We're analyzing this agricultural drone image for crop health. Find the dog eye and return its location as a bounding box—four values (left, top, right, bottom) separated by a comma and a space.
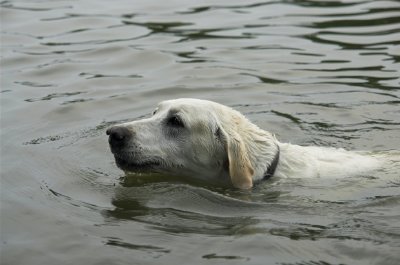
167, 116, 184, 128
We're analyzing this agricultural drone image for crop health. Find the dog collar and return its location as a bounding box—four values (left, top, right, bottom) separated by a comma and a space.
263, 145, 280, 180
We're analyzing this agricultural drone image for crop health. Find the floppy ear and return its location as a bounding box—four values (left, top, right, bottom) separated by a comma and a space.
219, 126, 254, 189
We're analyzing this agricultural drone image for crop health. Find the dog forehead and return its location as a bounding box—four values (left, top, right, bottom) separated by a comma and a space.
157, 99, 229, 126
159, 98, 224, 112
161, 98, 205, 107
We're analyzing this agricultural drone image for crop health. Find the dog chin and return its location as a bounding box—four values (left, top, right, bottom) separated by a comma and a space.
114, 155, 161, 172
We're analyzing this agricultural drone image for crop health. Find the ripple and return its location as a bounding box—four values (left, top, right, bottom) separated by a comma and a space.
79, 72, 142, 79
2, 0, 400, 264
25, 91, 85, 102
202, 253, 249, 261
15, 81, 56, 88
104, 237, 170, 254
0, 1, 72, 11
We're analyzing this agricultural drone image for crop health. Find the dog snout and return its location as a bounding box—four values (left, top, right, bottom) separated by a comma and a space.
106, 126, 132, 148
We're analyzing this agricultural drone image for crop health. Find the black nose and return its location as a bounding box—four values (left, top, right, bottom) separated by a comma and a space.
106, 126, 132, 148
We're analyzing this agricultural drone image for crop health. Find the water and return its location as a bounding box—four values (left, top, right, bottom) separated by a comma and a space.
1, 0, 400, 264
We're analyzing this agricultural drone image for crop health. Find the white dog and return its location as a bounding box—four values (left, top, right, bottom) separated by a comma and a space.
106, 98, 382, 189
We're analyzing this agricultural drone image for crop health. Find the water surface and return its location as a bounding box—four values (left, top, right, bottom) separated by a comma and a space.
1, 0, 400, 264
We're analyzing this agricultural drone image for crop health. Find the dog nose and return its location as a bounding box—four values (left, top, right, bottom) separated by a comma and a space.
106, 126, 132, 147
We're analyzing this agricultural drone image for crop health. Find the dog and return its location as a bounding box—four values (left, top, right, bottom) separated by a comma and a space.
106, 98, 382, 189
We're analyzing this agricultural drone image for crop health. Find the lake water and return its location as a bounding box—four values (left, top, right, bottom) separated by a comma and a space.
1, 0, 400, 264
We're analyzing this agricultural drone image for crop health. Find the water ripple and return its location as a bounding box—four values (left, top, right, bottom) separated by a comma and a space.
2, 0, 400, 264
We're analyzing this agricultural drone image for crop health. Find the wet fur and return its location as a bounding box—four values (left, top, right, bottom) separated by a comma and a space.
107, 98, 383, 189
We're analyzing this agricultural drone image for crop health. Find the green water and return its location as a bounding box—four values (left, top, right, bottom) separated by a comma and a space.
1, 1, 400, 264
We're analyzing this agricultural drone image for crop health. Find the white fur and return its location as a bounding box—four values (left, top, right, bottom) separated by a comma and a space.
107, 98, 382, 189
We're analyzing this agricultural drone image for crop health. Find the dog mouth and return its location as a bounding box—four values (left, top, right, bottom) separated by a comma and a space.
113, 153, 162, 172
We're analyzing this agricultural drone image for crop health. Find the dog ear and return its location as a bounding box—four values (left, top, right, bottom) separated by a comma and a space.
219, 126, 254, 189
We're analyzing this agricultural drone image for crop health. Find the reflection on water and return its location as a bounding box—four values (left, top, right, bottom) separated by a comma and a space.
1, 0, 400, 264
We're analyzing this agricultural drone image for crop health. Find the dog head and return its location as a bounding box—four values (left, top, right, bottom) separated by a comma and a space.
107, 98, 262, 189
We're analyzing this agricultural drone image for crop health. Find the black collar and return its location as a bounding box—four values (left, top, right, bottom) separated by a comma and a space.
263, 145, 280, 180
